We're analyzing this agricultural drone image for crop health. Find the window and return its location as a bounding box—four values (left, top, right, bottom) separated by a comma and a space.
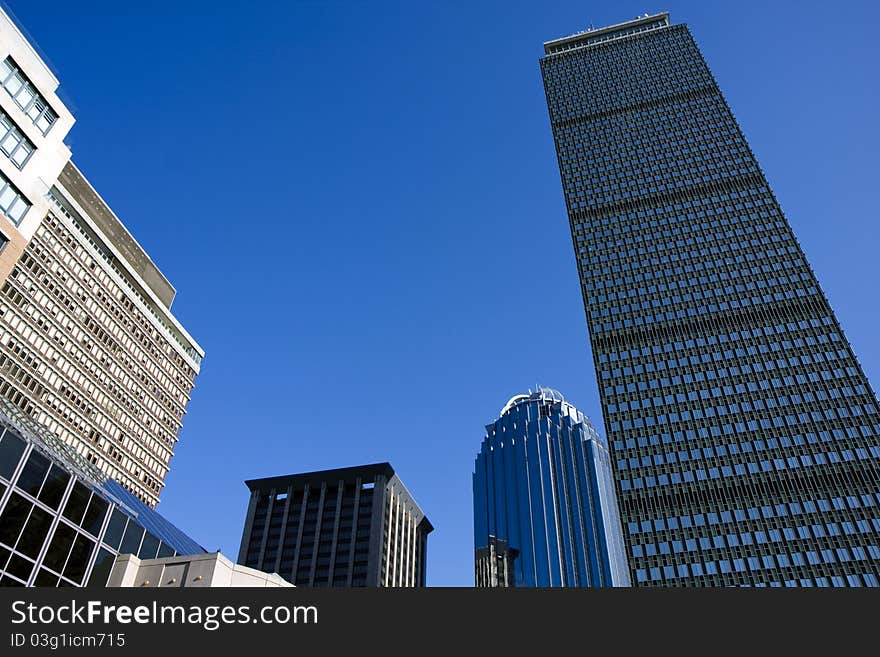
15, 449, 50, 496
101, 509, 127, 551
42, 522, 76, 572
0, 428, 26, 479
16, 506, 52, 558
0, 492, 30, 547
0, 171, 29, 225
86, 548, 115, 587
0, 111, 34, 168
63, 533, 95, 584
0, 57, 58, 135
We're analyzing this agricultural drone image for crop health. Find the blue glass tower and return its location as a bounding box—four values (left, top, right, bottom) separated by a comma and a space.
473, 388, 630, 587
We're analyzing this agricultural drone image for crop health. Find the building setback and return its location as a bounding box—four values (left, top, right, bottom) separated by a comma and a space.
238, 463, 432, 587
0, 394, 205, 587
473, 388, 631, 587
0, 8, 203, 506
541, 13, 880, 586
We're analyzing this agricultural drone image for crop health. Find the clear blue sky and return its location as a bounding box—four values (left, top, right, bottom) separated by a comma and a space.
9, 1, 878, 586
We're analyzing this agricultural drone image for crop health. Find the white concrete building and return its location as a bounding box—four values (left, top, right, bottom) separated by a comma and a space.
108, 552, 293, 588
0, 7, 203, 506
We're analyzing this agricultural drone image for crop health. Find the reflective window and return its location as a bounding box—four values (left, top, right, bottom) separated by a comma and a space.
16, 505, 52, 558
0, 429, 25, 479
38, 465, 70, 510
42, 523, 76, 573
87, 548, 114, 587
5, 553, 33, 582
33, 568, 59, 587
156, 542, 175, 558
119, 520, 144, 556
0, 493, 30, 547
81, 495, 108, 537
102, 509, 127, 551
15, 450, 50, 496
138, 532, 160, 560
63, 533, 94, 585
62, 482, 91, 525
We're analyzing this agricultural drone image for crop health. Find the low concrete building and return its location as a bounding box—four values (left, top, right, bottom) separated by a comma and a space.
107, 551, 292, 588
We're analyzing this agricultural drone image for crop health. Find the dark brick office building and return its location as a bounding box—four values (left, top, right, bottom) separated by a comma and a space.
238, 463, 432, 587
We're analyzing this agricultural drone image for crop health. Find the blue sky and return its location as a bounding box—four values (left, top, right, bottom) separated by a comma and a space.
9, 0, 879, 586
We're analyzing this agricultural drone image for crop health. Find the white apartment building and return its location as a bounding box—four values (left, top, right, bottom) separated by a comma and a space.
0, 8, 203, 507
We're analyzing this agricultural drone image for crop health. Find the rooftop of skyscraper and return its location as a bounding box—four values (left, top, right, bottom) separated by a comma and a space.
543, 11, 670, 54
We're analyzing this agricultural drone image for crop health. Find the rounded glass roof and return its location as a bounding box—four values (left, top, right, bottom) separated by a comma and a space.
499, 387, 566, 416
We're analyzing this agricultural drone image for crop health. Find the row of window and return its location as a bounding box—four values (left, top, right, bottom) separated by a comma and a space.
559, 113, 754, 209
600, 314, 845, 387
579, 186, 767, 228
605, 356, 864, 407
628, 493, 880, 537
617, 427, 880, 473
0, 57, 57, 136
636, 559, 880, 586
609, 372, 873, 429
0, 290, 172, 498
601, 319, 840, 364
619, 443, 880, 490
0, 287, 178, 467
0, 211, 203, 502
47, 196, 202, 370
582, 237, 801, 297
590, 282, 815, 324
634, 526, 880, 559
32, 224, 192, 407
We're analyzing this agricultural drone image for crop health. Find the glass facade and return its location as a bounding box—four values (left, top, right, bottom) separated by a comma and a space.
473, 388, 630, 587
0, 396, 205, 587
540, 13, 880, 586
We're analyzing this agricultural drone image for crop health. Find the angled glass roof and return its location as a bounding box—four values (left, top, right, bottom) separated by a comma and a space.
0, 394, 205, 557
102, 480, 206, 556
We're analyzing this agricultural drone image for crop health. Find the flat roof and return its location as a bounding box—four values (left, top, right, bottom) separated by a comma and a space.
246, 462, 433, 532
245, 462, 397, 492
58, 162, 177, 309
544, 12, 670, 53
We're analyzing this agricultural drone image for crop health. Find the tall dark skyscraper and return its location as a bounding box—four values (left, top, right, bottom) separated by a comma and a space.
540, 13, 880, 586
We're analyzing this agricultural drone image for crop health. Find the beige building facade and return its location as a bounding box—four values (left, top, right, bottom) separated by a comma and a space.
0, 9, 203, 507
